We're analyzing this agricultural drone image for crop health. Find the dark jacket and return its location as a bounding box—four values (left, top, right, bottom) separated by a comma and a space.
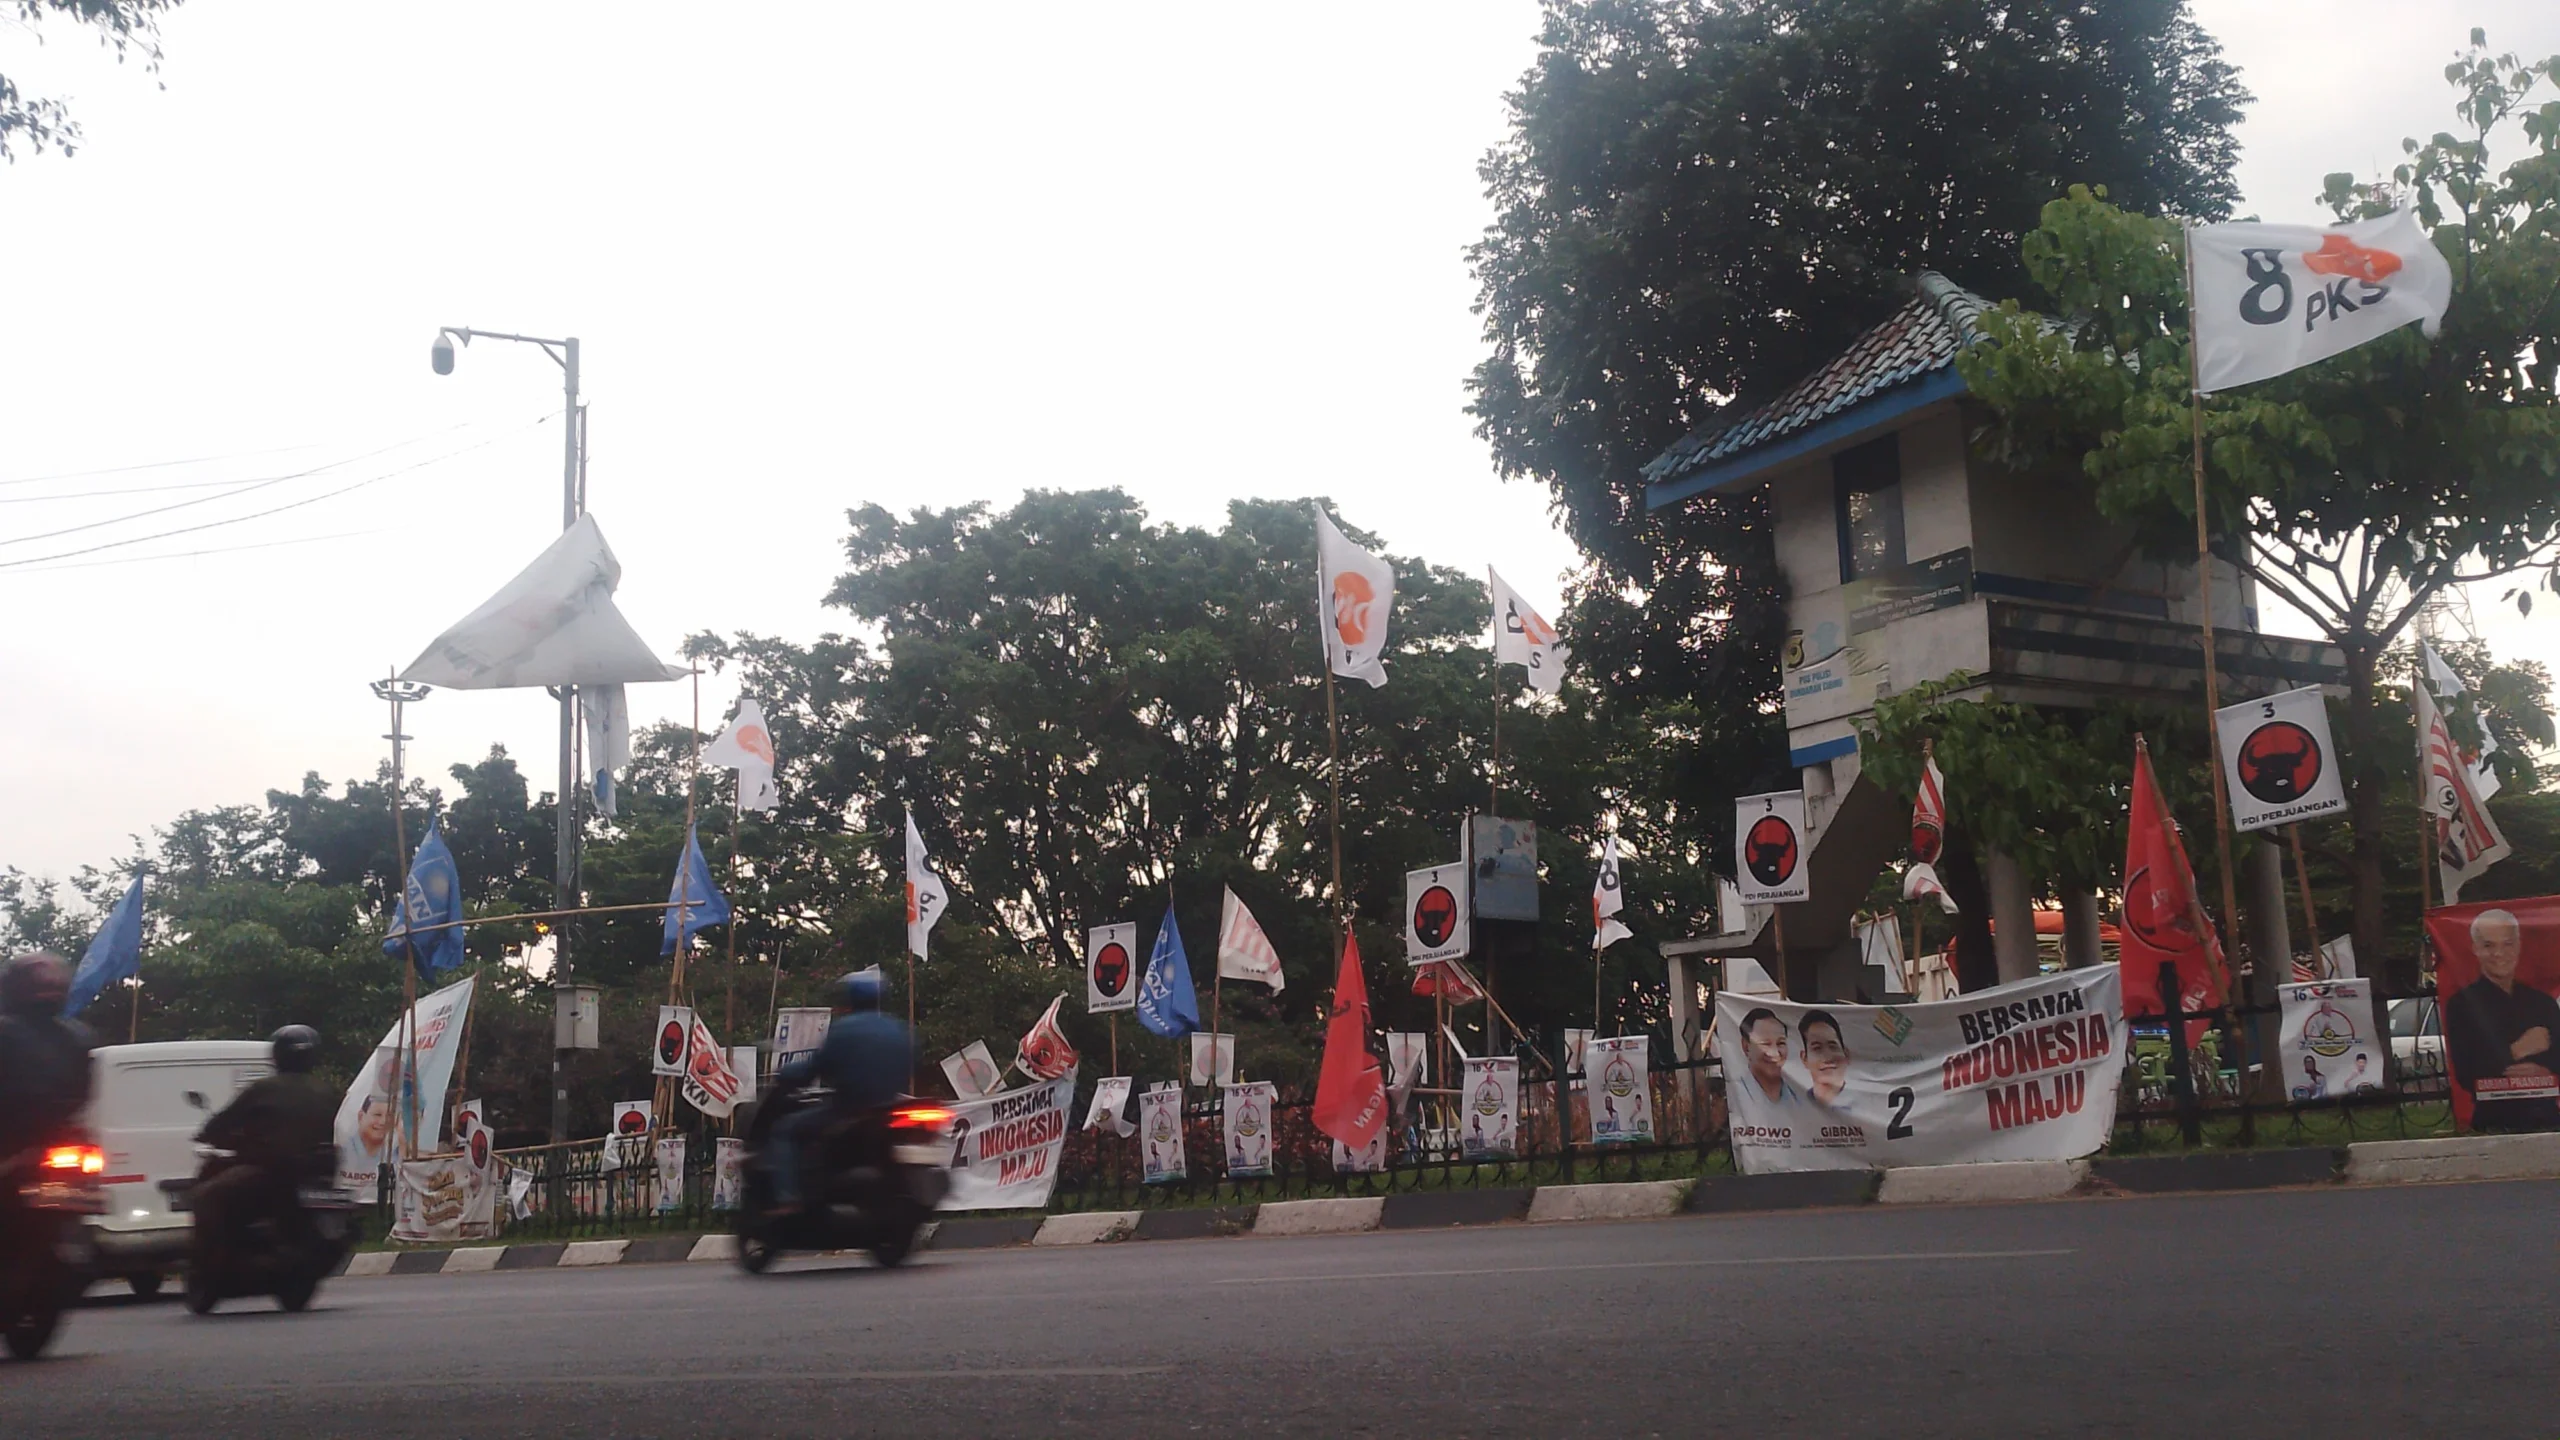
0, 1014, 94, 1162
2446, 976, 2560, 1132
776, 1012, 913, 1112
199, 1074, 338, 1174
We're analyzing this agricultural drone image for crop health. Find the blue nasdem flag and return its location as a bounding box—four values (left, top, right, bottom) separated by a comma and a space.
662, 823, 732, 955
1136, 898, 1200, 1038
65, 874, 145, 1019
384, 821, 467, 978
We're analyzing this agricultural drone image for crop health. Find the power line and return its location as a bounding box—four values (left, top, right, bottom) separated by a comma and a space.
0, 474, 367, 505
0, 527, 391, 576
0, 442, 325, 488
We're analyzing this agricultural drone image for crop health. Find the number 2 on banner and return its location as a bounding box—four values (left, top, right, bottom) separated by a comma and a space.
1886, 1086, 1915, 1140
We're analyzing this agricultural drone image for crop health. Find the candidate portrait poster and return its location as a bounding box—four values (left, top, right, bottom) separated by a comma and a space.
940, 1070, 1077, 1211
2276, 980, 2384, 1102
1713, 968, 2126, 1173
1461, 1056, 1519, 1161
1586, 1035, 1654, 1143
1223, 1080, 1277, 1178
2426, 896, 2560, 1133
1139, 1085, 1188, 1184
333, 973, 477, 1193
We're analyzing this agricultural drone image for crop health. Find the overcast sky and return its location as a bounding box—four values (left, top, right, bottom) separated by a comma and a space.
5, 1, 2555, 887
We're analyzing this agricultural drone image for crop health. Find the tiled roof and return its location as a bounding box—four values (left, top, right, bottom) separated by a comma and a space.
1642, 272, 1991, 498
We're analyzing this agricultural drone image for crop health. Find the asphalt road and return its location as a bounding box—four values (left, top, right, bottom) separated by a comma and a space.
12, 1180, 2553, 1438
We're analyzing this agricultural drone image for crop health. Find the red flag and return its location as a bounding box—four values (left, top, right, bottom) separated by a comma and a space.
1313, 932, 1388, 1151
1411, 958, 1485, 1003
1015, 993, 1079, 1081
2119, 740, 2226, 1034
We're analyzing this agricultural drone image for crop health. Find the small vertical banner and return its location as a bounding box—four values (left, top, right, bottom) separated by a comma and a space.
1222, 1080, 1277, 1178
1735, 791, 1809, 904
1085, 1076, 1136, 1137
1460, 1056, 1519, 1161
2277, 980, 2384, 1101
653, 1006, 694, 1077
653, 1136, 687, 1214
1086, 922, 1139, 1013
1187, 1032, 1235, 1087
712, 1137, 746, 1211
1586, 1035, 1654, 1143
1138, 1084, 1187, 1184
1331, 1129, 1388, 1174
1404, 863, 1471, 966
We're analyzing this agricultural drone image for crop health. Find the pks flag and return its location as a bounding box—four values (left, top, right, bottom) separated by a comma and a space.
1016, 993, 1079, 1081
2421, 641, 2502, 799
1136, 900, 1202, 1038
2418, 679, 2510, 902
2189, 209, 2454, 393
1311, 932, 1388, 1152
702, 698, 780, 813
660, 824, 731, 955
1486, 567, 1570, 695
383, 820, 467, 978
65, 873, 144, 1019
940, 1041, 1004, 1099
2119, 739, 2226, 1031
1902, 752, 1959, 914
1314, 507, 1394, 687
1593, 835, 1632, 951
904, 811, 948, 961
1215, 888, 1286, 993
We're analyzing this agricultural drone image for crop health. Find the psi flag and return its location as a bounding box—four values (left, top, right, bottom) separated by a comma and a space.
1314, 507, 1395, 687
653, 1006, 695, 1077
2277, 980, 2383, 1101
2119, 740, 2225, 1030
1593, 835, 1631, 951
1586, 1035, 1653, 1144
1735, 791, 1809, 904
2189, 209, 2453, 393
2419, 679, 2510, 903
1902, 752, 1958, 914
1016, 993, 1078, 1081
1460, 1056, 1519, 1161
905, 811, 948, 961
1222, 1080, 1277, 1178
702, 698, 780, 813
1405, 862, 1470, 966
1487, 566, 1570, 695
1216, 888, 1286, 993
1138, 1084, 1188, 1184
1086, 922, 1138, 1014
940, 1041, 1004, 1099
2216, 686, 2347, 831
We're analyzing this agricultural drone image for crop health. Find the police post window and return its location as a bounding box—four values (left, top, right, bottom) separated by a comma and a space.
1832, 435, 1904, 584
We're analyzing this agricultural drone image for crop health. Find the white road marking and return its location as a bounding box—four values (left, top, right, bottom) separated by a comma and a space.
1214, 1248, 2077, 1285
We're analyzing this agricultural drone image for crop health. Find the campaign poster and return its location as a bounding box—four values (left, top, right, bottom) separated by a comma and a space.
940, 1070, 1077, 1211
772, 1007, 832, 1072
653, 1005, 695, 1078
600, 1100, 653, 1173
1087, 923, 1139, 1014
1586, 1035, 1654, 1143
1223, 1081, 1277, 1178
1085, 1075, 1136, 1137
2217, 687, 2348, 831
2277, 980, 2384, 1101
1187, 1032, 1235, 1087
1138, 1084, 1188, 1184
1734, 791, 1809, 904
1714, 968, 2127, 1174
2426, 896, 2560, 1133
1331, 1128, 1388, 1174
333, 974, 477, 1193
1404, 862, 1470, 966
654, 1137, 687, 1214
1461, 1056, 1519, 1161
712, 1137, 746, 1211
393, 1154, 481, 1243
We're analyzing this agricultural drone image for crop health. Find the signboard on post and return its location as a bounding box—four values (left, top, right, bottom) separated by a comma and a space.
1734, 791, 1809, 904
2216, 686, 2348, 831
1405, 862, 1471, 966
1086, 922, 1138, 1014
652, 1005, 694, 1077
1466, 816, 1539, 922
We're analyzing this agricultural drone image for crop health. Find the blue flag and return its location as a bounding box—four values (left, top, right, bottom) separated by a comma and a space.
65, 874, 145, 1019
662, 823, 732, 955
383, 821, 467, 978
1135, 898, 1200, 1038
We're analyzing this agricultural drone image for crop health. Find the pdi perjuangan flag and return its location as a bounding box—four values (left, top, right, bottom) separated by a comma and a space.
65, 873, 143, 1019
938, 1069, 1077, 1212
1460, 1056, 1518, 1161
2277, 980, 2384, 1102
1714, 968, 2127, 1175
2189, 209, 2452, 394
1222, 1080, 1277, 1178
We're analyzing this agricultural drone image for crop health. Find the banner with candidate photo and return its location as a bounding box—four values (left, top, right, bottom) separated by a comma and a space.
1138, 1084, 1188, 1184
654, 1137, 687, 1214
333, 973, 477, 1193
1461, 1056, 1519, 1161
1713, 968, 2127, 1174
1585, 1035, 1654, 1143
2425, 895, 2560, 1133
712, 1137, 746, 1211
1222, 1081, 1277, 1178
2276, 980, 2384, 1101
939, 1069, 1077, 1211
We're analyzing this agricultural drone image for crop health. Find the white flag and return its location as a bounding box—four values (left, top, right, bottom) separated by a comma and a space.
2420, 641, 2502, 800
1314, 507, 1394, 688
582, 683, 630, 818
1486, 567, 1570, 696
703, 698, 780, 813
1902, 753, 1958, 914
2418, 680, 2510, 902
1216, 887, 1285, 992
905, 811, 948, 961
1593, 835, 1632, 951
2189, 210, 2453, 394
939, 1040, 1003, 1099
1187, 1032, 1235, 1087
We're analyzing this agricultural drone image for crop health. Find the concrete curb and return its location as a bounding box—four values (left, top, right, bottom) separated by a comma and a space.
441, 1247, 506, 1273
343, 1252, 397, 1278
1253, 1197, 1385, 1237
1131, 1207, 1256, 1241
1526, 1180, 1693, 1223
2087, 1149, 2340, 1194
1034, 1211, 1138, 1246
686, 1234, 738, 1263
2345, 1132, 2560, 1185
1379, 1189, 1534, 1230
559, 1239, 629, 1267
1685, 1171, 1878, 1213
1878, 1160, 2087, 1205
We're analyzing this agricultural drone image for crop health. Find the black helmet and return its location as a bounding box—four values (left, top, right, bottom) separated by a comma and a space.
833, 969, 884, 1015
270, 1024, 320, 1074
2, 951, 71, 1020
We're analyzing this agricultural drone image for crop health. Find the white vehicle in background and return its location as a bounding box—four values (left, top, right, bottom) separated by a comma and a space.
2388, 998, 2446, 1093
80, 1041, 273, 1297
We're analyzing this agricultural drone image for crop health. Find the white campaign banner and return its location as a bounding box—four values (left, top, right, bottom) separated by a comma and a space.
2278, 980, 2385, 1101
772, 1007, 831, 1072
939, 1070, 1076, 1211
1138, 1084, 1187, 1184
1714, 968, 2127, 1174
1586, 1035, 1654, 1143
654, 1137, 687, 1214
2190, 209, 2453, 394
1735, 791, 1809, 904
1332, 1129, 1387, 1173
393, 1151, 494, 1243
713, 1137, 746, 1211
1187, 1032, 1234, 1087
1222, 1081, 1277, 1178
1461, 1056, 1519, 1161
333, 974, 477, 1193
1085, 1076, 1136, 1137
2217, 686, 2348, 831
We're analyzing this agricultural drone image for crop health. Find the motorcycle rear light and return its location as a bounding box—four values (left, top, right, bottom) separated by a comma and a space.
42, 1145, 104, 1176
891, 1105, 955, 1128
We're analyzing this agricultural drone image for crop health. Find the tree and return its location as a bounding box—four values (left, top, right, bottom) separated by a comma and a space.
1957, 37, 2560, 988
2, 1, 184, 161
1466, 0, 2249, 760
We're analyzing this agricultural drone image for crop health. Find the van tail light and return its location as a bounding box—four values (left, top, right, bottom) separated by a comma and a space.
42, 1144, 105, 1176
890, 1105, 955, 1130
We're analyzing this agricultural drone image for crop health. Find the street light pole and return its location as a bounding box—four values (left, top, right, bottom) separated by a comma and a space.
432, 326, 583, 1145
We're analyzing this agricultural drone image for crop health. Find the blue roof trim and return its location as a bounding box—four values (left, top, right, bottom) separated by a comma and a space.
1645, 367, 1968, 511
1788, 733, 1860, 769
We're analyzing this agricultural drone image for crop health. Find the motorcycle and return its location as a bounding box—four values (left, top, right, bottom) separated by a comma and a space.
733, 1090, 953, 1274
169, 1143, 357, 1315
0, 1135, 106, 1360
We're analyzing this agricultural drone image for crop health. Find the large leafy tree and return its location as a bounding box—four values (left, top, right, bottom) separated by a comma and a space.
1957, 38, 2560, 988
1467, 0, 2249, 753
1, 0, 183, 160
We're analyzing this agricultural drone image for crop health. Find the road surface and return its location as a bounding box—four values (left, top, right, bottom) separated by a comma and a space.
14, 1180, 2551, 1438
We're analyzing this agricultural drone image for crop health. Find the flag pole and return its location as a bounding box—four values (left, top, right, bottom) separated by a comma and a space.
1490, 660, 1503, 814
2286, 825, 2325, 972
2183, 227, 2249, 991
383, 669, 421, 1163
129, 977, 141, 1045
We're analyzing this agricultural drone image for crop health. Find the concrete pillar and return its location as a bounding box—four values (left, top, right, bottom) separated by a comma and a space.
2060, 886, 2104, 969
1987, 848, 2040, 984
2242, 838, 2295, 1100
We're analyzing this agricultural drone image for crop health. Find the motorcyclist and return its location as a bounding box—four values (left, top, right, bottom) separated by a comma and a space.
190, 1025, 337, 1277
766, 970, 912, 1214
0, 953, 93, 1167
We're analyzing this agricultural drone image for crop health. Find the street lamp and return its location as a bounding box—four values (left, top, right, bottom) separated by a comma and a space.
429, 324, 584, 1146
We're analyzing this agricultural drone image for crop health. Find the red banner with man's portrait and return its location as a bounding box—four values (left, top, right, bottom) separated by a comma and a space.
2426, 896, 2560, 1133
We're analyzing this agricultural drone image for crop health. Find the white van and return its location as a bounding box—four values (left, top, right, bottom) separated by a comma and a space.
81, 1041, 274, 1296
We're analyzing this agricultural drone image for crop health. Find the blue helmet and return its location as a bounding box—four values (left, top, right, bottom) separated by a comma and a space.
833, 970, 884, 1014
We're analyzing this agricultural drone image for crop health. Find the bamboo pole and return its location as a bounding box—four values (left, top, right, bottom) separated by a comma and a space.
450, 966, 481, 1141
1489, 662, 1503, 814
128, 978, 141, 1045
2286, 825, 2325, 972
384, 672, 420, 1162
2182, 227, 2248, 1002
